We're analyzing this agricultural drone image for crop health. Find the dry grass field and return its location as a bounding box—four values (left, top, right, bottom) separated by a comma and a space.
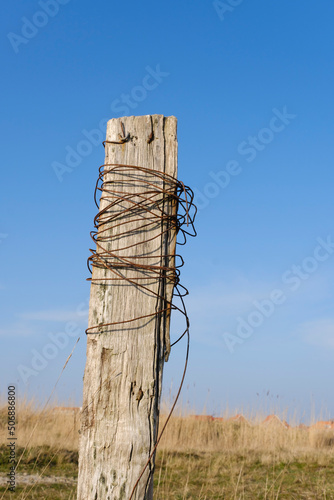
1, 399, 334, 499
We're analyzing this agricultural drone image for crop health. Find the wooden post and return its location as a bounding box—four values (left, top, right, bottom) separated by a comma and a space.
78, 115, 178, 499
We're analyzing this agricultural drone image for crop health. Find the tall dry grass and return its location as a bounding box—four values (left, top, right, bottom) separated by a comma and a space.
1, 400, 334, 498
1, 399, 333, 458
0, 398, 80, 451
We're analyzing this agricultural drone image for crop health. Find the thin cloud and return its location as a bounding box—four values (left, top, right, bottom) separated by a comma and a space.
0, 308, 89, 338
299, 318, 334, 348
0, 322, 35, 338
185, 271, 334, 348
20, 309, 88, 322
189, 280, 271, 317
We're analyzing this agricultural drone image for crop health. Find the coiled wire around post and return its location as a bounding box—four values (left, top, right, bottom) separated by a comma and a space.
86, 162, 197, 498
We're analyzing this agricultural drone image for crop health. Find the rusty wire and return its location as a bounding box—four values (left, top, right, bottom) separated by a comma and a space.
86, 164, 196, 340
86, 142, 196, 497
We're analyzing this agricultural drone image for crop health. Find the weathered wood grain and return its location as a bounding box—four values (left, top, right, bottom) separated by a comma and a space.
77, 115, 178, 500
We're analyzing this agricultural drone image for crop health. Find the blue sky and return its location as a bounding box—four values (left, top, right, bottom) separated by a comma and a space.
1, 0, 334, 422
